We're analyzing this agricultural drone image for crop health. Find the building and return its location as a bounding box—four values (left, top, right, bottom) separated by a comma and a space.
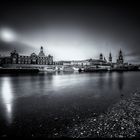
109, 52, 112, 64
70, 60, 90, 66
100, 53, 103, 61
117, 49, 124, 65
88, 53, 109, 66
0, 46, 53, 68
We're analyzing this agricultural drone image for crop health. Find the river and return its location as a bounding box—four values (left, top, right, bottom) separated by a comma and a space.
0, 71, 140, 137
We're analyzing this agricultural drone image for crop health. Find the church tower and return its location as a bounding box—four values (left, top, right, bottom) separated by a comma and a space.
100, 53, 103, 60
38, 46, 45, 57
117, 49, 124, 64
109, 52, 112, 63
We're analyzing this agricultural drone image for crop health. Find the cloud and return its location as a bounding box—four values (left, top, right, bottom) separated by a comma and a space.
0, 41, 35, 55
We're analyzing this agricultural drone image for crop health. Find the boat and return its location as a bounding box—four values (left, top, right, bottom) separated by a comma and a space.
78, 67, 85, 72
63, 66, 74, 72
84, 66, 108, 72
39, 67, 56, 72
55, 66, 63, 72
73, 66, 80, 71
46, 67, 56, 72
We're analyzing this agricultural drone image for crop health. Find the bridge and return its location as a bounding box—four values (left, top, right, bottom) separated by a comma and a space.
1, 64, 84, 70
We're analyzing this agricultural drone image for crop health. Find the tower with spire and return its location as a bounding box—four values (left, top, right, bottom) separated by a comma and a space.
109, 52, 112, 63
38, 46, 45, 57
117, 49, 124, 64
99, 53, 103, 61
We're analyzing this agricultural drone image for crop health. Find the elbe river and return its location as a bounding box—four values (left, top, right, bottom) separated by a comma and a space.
0, 71, 140, 136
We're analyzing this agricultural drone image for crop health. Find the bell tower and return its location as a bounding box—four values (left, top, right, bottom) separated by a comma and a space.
117, 49, 124, 64
40, 46, 43, 53
109, 52, 112, 63
38, 46, 45, 57
100, 53, 103, 60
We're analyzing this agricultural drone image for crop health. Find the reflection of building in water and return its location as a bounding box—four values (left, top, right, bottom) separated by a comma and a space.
108, 72, 113, 88
0, 77, 14, 124
98, 73, 106, 89
117, 72, 124, 91
0, 46, 53, 68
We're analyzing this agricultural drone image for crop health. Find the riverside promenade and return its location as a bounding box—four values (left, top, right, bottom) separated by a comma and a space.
63, 91, 140, 138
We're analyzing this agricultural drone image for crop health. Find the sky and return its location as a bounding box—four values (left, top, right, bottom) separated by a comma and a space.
0, 0, 140, 63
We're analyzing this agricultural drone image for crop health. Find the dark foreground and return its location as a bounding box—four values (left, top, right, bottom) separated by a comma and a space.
61, 91, 140, 138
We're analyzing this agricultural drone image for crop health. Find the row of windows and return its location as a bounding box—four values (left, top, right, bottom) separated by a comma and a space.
11, 54, 52, 59
12, 55, 52, 59
17, 58, 50, 61
12, 58, 53, 65
18, 57, 49, 60
17, 61, 49, 64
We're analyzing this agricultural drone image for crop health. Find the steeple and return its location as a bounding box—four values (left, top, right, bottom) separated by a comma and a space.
40, 46, 43, 52
38, 46, 45, 57
100, 53, 103, 60
109, 52, 112, 63
117, 49, 123, 64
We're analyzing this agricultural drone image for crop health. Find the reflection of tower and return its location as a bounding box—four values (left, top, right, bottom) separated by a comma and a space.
100, 53, 103, 60
108, 72, 113, 88
117, 49, 124, 64
117, 72, 124, 92
98, 72, 106, 89
109, 52, 112, 63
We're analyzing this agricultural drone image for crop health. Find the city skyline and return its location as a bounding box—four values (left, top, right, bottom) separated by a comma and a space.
0, 0, 140, 63
0, 46, 125, 64
0, 1, 140, 138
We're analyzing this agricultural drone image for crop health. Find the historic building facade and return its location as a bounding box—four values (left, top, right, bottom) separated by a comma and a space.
0, 47, 125, 69
0, 46, 53, 66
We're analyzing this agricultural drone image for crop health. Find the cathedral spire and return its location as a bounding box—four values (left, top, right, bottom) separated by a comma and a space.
38, 46, 45, 57
117, 49, 123, 64
40, 46, 43, 52
109, 52, 112, 63
100, 53, 103, 60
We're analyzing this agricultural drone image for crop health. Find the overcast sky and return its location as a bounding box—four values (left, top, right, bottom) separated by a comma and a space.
0, 0, 140, 63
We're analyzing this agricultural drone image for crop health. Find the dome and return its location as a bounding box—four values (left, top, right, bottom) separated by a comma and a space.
30, 53, 37, 57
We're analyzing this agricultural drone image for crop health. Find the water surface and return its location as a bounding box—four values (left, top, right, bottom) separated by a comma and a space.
0, 71, 140, 137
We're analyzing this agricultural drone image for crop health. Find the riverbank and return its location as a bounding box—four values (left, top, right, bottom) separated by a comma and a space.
63, 91, 140, 138
0, 68, 39, 73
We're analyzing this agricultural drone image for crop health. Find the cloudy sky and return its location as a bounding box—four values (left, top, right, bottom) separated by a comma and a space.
0, 0, 140, 63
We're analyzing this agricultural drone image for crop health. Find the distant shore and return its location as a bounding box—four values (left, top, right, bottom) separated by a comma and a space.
0, 67, 140, 74
62, 91, 140, 138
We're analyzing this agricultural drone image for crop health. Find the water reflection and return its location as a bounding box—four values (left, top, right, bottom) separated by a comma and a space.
0, 77, 14, 124
97, 72, 107, 89
117, 72, 124, 92
108, 72, 113, 89
0, 71, 138, 132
